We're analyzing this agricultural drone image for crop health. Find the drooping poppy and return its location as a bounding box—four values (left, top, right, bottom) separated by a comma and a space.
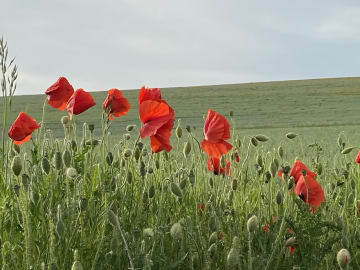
67, 89, 96, 120
8, 112, 40, 145
45, 77, 74, 110
200, 110, 232, 158
278, 160, 316, 184
103, 89, 130, 120
355, 150, 360, 164
207, 157, 230, 175
138, 87, 174, 153
295, 174, 325, 208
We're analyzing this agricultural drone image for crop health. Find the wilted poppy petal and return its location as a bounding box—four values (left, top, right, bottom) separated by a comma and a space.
67, 89, 96, 119
45, 77, 74, 111
201, 139, 232, 158
204, 110, 230, 142
8, 112, 40, 145
103, 89, 130, 120
138, 86, 162, 104
295, 175, 325, 207
290, 160, 316, 184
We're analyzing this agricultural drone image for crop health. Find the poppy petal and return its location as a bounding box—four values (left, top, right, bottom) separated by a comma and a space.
45, 77, 74, 111
103, 89, 130, 120
204, 110, 230, 142
8, 112, 40, 145
138, 86, 162, 104
67, 89, 96, 119
201, 139, 233, 158
295, 175, 325, 207
290, 160, 316, 184
139, 100, 171, 124
13, 134, 31, 145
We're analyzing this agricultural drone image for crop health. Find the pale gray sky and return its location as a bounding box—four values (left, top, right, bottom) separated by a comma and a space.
2, 0, 360, 95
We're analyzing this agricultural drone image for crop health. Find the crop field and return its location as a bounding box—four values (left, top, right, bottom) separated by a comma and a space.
1, 75, 360, 269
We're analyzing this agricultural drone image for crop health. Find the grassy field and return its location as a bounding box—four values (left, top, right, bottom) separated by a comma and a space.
0, 77, 360, 269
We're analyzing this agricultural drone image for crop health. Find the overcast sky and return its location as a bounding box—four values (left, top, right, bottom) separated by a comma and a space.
2, 0, 360, 95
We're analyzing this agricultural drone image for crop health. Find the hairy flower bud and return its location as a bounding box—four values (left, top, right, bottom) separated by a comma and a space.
176, 126, 182, 138
278, 146, 284, 158
183, 141, 191, 158
11, 156, 22, 176
250, 137, 258, 147
337, 249, 350, 269
41, 157, 50, 175
62, 150, 72, 168
170, 182, 182, 198
54, 151, 63, 170
247, 215, 259, 233
61, 116, 69, 125
255, 134, 269, 142
170, 223, 183, 241
286, 132, 297, 139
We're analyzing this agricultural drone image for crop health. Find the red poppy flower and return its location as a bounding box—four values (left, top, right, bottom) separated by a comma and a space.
207, 157, 230, 175
200, 110, 232, 158
356, 150, 360, 164
67, 89, 96, 119
8, 112, 40, 145
138, 87, 174, 153
263, 222, 270, 232
295, 174, 325, 208
45, 77, 74, 110
103, 89, 130, 120
278, 160, 316, 185
197, 203, 205, 216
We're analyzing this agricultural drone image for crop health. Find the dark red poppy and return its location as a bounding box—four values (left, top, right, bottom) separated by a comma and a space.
66, 89, 96, 119
295, 174, 325, 208
8, 112, 40, 145
234, 152, 240, 163
207, 157, 230, 175
45, 77, 74, 110
103, 89, 130, 120
138, 87, 174, 153
278, 160, 316, 185
200, 110, 232, 158
356, 150, 360, 164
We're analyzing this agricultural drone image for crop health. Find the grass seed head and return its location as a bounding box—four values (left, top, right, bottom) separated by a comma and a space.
232, 179, 238, 190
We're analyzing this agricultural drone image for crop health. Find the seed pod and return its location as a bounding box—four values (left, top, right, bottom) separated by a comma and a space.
256, 154, 263, 167
126, 125, 135, 132
227, 247, 239, 267
106, 152, 114, 166
54, 151, 63, 170
170, 223, 183, 241
235, 137, 241, 148
232, 179, 238, 190
170, 182, 182, 198
337, 249, 351, 269
176, 126, 182, 138
341, 147, 354, 154
270, 161, 277, 178
208, 215, 218, 232
278, 146, 284, 158
126, 171, 132, 184
276, 191, 283, 205
148, 185, 155, 199
11, 156, 22, 176
255, 134, 269, 142
250, 137, 258, 147
183, 141, 191, 158
62, 150, 72, 168
13, 143, 20, 154
134, 148, 141, 161
286, 132, 297, 139
61, 116, 69, 125
123, 149, 132, 159
247, 215, 258, 233
209, 231, 218, 246
41, 157, 50, 175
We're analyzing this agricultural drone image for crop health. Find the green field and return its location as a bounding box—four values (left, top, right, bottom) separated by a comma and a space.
1, 77, 359, 269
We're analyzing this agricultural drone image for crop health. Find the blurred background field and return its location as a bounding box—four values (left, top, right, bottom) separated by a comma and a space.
2, 77, 360, 154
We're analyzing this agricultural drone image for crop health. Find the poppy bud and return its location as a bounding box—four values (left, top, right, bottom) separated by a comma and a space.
337, 136, 343, 148
13, 143, 20, 154
170, 223, 183, 241
247, 215, 258, 233
148, 185, 155, 199
208, 243, 217, 258
170, 182, 182, 198
229, 111, 234, 117
235, 137, 241, 148
208, 215, 218, 232
220, 155, 226, 169
133, 148, 140, 162
256, 154, 263, 167
276, 191, 283, 205
12, 156, 22, 176
62, 150, 71, 168
41, 157, 50, 175
71, 140, 77, 152
179, 178, 187, 190
88, 124, 95, 132
123, 133, 130, 141
255, 134, 269, 142
143, 228, 154, 238
139, 161, 146, 177
288, 177, 295, 190
176, 126, 182, 138
209, 231, 218, 246
126, 171, 132, 184
270, 161, 277, 178
227, 247, 239, 267
71, 260, 84, 270
286, 132, 297, 139
183, 141, 191, 158
123, 149, 132, 159
126, 125, 135, 132
155, 159, 160, 170
189, 169, 195, 185
209, 177, 214, 188
232, 179, 238, 190
106, 152, 113, 165
337, 249, 350, 269
21, 173, 30, 188
185, 125, 191, 133
61, 116, 69, 125
250, 137, 258, 147
66, 167, 77, 179
137, 141, 144, 150
278, 146, 284, 158
341, 147, 354, 154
